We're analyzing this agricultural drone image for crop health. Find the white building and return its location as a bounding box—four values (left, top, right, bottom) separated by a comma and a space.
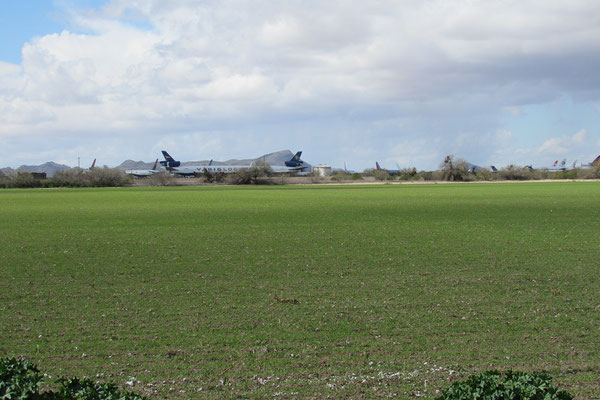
313, 164, 332, 176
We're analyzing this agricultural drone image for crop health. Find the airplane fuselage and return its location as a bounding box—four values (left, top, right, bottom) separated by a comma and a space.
169, 164, 306, 176
125, 169, 159, 177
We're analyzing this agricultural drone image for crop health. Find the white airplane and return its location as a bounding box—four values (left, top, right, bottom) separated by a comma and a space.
582, 155, 600, 168
126, 159, 159, 177
160, 151, 308, 176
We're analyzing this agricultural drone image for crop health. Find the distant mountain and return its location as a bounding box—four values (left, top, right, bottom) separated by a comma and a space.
116, 160, 156, 170
3, 150, 311, 178
185, 150, 310, 168
0, 167, 16, 177
16, 162, 71, 177
117, 150, 310, 169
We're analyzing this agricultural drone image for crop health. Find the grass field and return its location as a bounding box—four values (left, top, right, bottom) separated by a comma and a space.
1, 182, 599, 398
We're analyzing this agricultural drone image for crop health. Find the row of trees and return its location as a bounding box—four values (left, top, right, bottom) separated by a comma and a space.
367, 155, 600, 182
2, 156, 600, 188
0, 168, 133, 188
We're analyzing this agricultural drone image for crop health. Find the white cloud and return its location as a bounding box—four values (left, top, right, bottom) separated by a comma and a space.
2, 0, 600, 168
538, 129, 587, 154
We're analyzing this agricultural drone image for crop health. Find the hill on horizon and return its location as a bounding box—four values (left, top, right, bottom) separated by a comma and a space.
2, 150, 311, 176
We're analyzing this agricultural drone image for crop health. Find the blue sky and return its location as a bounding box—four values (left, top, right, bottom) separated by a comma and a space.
0, 1, 63, 63
0, 1, 107, 63
1, 1, 599, 170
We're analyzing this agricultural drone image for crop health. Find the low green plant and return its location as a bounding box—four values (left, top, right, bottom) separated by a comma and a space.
0, 357, 43, 399
0, 358, 146, 400
436, 370, 573, 400
53, 377, 146, 400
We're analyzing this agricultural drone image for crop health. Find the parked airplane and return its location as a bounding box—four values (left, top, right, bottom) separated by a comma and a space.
126, 159, 159, 178
549, 159, 568, 171
344, 162, 356, 173
79, 159, 96, 171
160, 151, 308, 176
375, 162, 401, 174
581, 155, 600, 168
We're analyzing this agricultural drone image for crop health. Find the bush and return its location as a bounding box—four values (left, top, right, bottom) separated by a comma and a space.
0, 358, 146, 399
498, 165, 533, 180
8, 172, 44, 188
373, 170, 392, 181
474, 168, 497, 181
577, 164, 600, 179
362, 168, 376, 177
227, 164, 274, 185
440, 155, 471, 181
201, 169, 225, 183
398, 167, 418, 181
436, 370, 573, 400
51, 168, 132, 187
86, 168, 132, 187
306, 170, 324, 183
148, 172, 178, 186
330, 172, 347, 182
0, 357, 43, 399
51, 169, 87, 187
54, 376, 146, 400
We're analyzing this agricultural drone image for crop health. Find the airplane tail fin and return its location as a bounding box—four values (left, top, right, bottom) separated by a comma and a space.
160, 151, 181, 168
491, 165, 498, 172
376, 162, 381, 171
553, 160, 558, 167
285, 151, 304, 167
90, 159, 96, 169
152, 159, 158, 171
592, 155, 600, 165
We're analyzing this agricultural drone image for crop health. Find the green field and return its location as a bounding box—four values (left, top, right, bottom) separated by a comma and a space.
1, 183, 599, 398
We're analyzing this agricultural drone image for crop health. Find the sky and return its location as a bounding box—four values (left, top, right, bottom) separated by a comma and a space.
1, 0, 600, 170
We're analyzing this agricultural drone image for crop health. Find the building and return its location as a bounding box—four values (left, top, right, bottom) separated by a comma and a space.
313, 164, 332, 177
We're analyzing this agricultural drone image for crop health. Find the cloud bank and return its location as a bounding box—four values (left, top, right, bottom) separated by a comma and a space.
1, 0, 600, 168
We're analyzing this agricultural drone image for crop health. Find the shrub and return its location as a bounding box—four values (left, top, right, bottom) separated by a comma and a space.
362, 168, 376, 177
436, 370, 573, 400
0, 358, 147, 399
440, 155, 471, 181
86, 168, 132, 187
474, 168, 496, 181
148, 172, 177, 186
419, 170, 437, 181
227, 164, 274, 185
8, 172, 44, 188
330, 173, 347, 182
398, 167, 418, 181
201, 168, 216, 183
577, 164, 600, 179
498, 165, 533, 180
0, 357, 43, 399
373, 170, 392, 181
51, 168, 132, 187
52, 169, 88, 187
54, 376, 146, 400
306, 170, 324, 183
